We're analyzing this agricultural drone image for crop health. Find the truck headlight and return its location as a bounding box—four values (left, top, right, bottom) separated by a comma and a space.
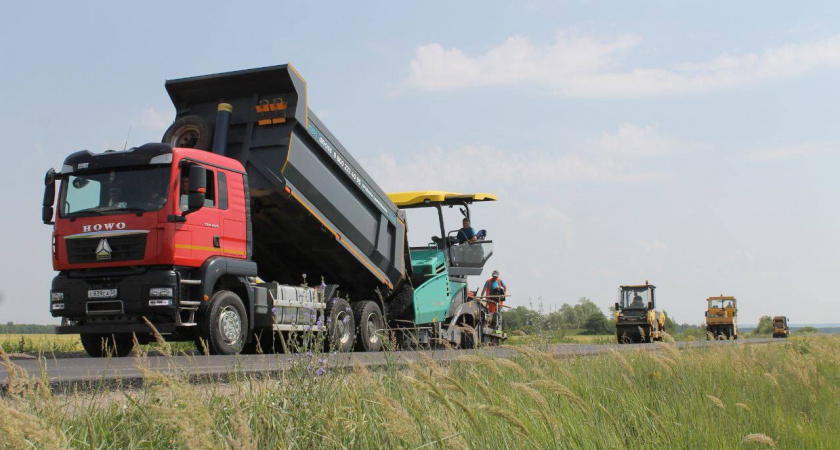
51, 303, 65, 310
149, 287, 173, 298
51, 291, 64, 301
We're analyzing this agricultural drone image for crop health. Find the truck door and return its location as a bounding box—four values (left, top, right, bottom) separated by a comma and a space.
218, 171, 247, 258
176, 164, 221, 265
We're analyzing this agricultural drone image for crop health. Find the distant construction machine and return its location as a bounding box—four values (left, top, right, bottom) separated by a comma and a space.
772, 316, 790, 338
614, 282, 666, 344
705, 295, 738, 340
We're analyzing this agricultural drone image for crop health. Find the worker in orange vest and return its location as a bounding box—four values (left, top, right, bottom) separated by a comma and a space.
481, 270, 506, 325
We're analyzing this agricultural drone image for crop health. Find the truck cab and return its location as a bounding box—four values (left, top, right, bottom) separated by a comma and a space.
45, 144, 259, 356
705, 295, 738, 340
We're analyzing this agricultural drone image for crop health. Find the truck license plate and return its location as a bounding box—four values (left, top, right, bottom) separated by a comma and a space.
88, 289, 118, 299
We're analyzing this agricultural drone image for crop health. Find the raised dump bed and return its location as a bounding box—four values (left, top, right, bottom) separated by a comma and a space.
164, 65, 407, 300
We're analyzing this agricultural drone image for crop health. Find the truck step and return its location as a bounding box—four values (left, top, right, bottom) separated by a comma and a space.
179, 301, 201, 306
180, 279, 201, 285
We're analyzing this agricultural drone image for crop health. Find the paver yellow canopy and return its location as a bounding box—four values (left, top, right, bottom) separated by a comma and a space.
388, 191, 498, 208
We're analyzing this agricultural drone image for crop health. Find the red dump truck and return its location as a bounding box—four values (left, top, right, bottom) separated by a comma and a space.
43, 65, 502, 357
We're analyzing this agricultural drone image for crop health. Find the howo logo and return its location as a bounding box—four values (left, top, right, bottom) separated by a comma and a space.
95, 239, 112, 260
82, 222, 126, 233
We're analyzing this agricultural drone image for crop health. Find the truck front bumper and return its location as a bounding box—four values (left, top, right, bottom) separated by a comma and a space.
50, 267, 181, 334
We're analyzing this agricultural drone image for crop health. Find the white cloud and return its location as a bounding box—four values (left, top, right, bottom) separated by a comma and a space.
368, 123, 672, 192
401, 31, 840, 97
746, 143, 834, 161
369, 144, 663, 193
136, 107, 174, 130
595, 123, 677, 158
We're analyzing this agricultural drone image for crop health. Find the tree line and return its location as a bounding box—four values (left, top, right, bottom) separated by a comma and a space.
1, 322, 56, 334
503, 298, 703, 336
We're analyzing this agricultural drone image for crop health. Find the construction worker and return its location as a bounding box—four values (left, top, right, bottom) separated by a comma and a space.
456, 218, 477, 244
482, 270, 506, 325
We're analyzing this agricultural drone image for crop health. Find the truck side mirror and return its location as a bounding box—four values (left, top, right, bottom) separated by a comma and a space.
614, 302, 620, 312
42, 168, 56, 224
647, 301, 653, 310
186, 165, 207, 213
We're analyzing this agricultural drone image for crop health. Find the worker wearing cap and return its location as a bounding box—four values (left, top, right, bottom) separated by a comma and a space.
456, 218, 478, 244
482, 270, 506, 325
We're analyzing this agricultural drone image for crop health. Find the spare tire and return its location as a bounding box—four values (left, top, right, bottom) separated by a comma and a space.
162, 115, 213, 150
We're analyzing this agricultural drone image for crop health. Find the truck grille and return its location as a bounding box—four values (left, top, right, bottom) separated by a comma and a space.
66, 234, 147, 264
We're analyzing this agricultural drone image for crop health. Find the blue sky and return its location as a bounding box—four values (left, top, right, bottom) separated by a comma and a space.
1, 1, 838, 325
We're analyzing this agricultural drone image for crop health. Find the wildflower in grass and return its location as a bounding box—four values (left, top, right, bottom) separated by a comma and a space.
316, 367, 326, 376
742, 433, 776, 447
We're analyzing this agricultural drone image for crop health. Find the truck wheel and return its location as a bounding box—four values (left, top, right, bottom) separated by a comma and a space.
162, 115, 213, 150
385, 283, 414, 320
198, 290, 247, 355
80, 333, 135, 357
326, 298, 355, 352
353, 301, 384, 352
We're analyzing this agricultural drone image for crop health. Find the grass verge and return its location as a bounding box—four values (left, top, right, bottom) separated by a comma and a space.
1, 335, 837, 448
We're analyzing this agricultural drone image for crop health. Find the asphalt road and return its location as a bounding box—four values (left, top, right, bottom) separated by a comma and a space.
1, 338, 778, 392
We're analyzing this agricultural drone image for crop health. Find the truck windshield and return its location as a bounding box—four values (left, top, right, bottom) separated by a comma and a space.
60, 167, 170, 217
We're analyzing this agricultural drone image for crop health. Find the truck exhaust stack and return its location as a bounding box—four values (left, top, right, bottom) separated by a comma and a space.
212, 103, 233, 156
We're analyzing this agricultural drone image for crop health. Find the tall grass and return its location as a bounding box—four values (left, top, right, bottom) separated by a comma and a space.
0, 334, 82, 354
1, 336, 838, 448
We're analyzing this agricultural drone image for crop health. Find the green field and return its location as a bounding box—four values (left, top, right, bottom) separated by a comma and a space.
2, 334, 837, 448
0, 333, 82, 354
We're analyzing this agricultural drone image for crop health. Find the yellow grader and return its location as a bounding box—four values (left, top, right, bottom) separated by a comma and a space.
705, 295, 738, 340
772, 316, 790, 338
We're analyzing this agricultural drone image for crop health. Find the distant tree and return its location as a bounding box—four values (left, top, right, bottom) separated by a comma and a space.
663, 311, 679, 332
0, 323, 56, 334
581, 311, 612, 335
753, 316, 774, 335
504, 306, 543, 333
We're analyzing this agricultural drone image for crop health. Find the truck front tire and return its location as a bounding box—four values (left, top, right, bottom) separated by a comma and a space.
353, 301, 384, 352
326, 298, 355, 353
80, 333, 135, 358
197, 290, 247, 355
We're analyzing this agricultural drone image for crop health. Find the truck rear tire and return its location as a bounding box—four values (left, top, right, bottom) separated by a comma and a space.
80, 333, 135, 358
162, 115, 214, 150
353, 301, 384, 352
326, 298, 355, 353
197, 290, 247, 355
